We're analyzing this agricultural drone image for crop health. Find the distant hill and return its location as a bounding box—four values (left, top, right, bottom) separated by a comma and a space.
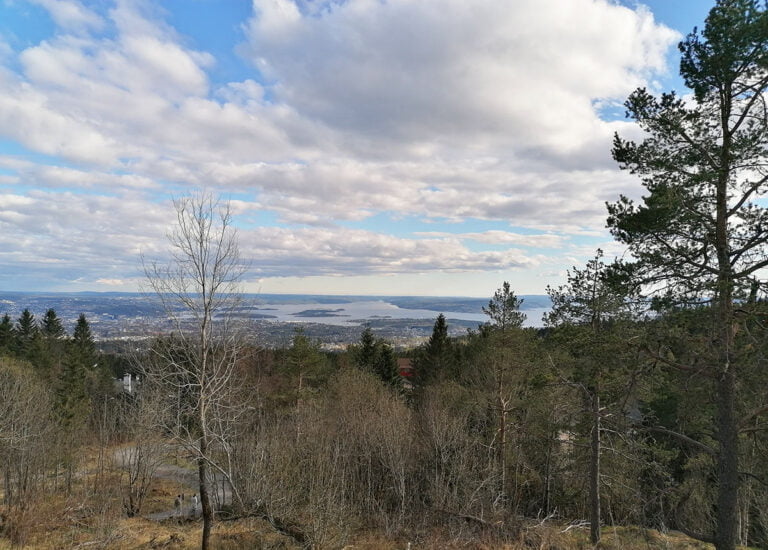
385, 295, 551, 314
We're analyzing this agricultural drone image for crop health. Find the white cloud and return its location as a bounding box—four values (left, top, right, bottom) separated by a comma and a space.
0, 157, 159, 191
415, 230, 565, 248
0, 191, 170, 272
95, 278, 127, 286
242, 0, 678, 161
29, 0, 104, 34
239, 226, 537, 278
0, 0, 680, 293
0, 189, 540, 287
0, 72, 121, 165
0, 38, 12, 62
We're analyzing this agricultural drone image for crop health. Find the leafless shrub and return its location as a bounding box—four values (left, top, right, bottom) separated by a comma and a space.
416, 380, 506, 535
0, 357, 54, 545
112, 390, 171, 517
231, 368, 417, 547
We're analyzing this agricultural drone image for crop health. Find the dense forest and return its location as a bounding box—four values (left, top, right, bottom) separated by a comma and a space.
2, 271, 767, 549
2, 1, 768, 549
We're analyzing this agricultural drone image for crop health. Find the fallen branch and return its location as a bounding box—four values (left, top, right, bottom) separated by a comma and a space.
530, 509, 558, 529
561, 520, 589, 533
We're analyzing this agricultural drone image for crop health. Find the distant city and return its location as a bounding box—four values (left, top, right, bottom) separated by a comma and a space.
0, 292, 552, 349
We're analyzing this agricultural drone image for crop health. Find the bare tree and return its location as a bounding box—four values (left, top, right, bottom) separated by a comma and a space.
142, 192, 247, 550
0, 357, 54, 546
114, 391, 170, 517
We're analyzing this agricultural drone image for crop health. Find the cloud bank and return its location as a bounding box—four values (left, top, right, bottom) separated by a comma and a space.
0, 0, 679, 294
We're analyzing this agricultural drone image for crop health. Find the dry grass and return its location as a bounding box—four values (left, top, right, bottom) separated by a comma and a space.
555, 526, 714, 550
334, 524, 721, 550
0, 512, 739, 550
0, 445, 752, 549
0, 507, 291, 550
0, 450, 294, 550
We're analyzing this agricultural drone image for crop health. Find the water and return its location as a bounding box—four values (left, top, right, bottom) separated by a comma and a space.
241, 299, 550, 328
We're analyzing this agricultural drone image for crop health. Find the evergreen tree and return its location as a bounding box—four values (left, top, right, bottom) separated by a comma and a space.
544, 250, 637, 329
67, 312, 114, 409
413, 314, 453, 387
426, 313, 448, 352
545, 250, 640, 544
33, 308, 68, 379
351, 326, 400, 390
53, 349, 91, 494
15, 309, 37, 338
483, 281, 526, 331
71, 313, 96, 368
371, 340, 401, 390
0, 314, 13, 354
286, 327, 328, 401
55, 353, 90, 429
41, 308, 65, 340
353, 326, 378, 369
14, 309, 38, 358
608, 2, 768, 547
480, 283, 536, 506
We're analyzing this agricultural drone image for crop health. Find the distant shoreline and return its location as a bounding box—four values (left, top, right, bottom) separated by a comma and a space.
0, 292, 552, 344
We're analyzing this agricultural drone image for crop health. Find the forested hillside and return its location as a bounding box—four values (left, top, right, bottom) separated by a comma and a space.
2, 1, 768, 549
2, 280, 767, 549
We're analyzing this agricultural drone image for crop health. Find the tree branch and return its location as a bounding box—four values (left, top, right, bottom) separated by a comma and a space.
640, 425, 716, 456
739, 404, 768, 431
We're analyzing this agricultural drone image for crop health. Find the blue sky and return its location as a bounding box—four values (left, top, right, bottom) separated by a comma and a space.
0, 0, 714, 296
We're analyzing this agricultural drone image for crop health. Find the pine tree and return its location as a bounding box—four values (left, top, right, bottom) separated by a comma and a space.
608, 2, 768, 547
286, 327, 328, 401
483, 281, 526, 331
545, 250, 639, 544
481, 283, 533, 505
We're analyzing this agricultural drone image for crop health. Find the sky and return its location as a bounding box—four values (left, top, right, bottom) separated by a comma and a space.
0, 0, 715, 297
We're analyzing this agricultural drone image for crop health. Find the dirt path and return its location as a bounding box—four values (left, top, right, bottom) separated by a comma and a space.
146, 501, 201, 522
113, 446, 231, 522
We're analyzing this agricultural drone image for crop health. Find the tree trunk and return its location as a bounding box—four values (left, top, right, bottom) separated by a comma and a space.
589, 389, 601, 545
497, 371, 507, 505
714, 116, 737, 550
199, 452, 213, 550
544, 430, 553, 515
715, 363, 738, 550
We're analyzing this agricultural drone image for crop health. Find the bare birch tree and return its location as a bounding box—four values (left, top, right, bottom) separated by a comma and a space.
142, 192, 247, 550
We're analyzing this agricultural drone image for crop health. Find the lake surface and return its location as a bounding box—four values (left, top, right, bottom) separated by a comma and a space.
244, 299, 550, 328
